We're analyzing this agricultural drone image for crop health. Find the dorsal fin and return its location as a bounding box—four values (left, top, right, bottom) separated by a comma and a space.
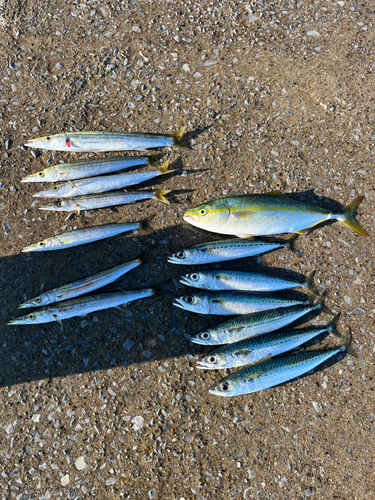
267, 190, 288, 198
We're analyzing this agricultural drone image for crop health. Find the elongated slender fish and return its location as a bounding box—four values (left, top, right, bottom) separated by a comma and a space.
191, 298, 333, 345
8, 286, 161, 325
183, 191, 368, 237
197, 315, 340, 369
22, 218, 150, 253
168, 236, 297, 265
209, 341, 356, 396
33, 160, 173, 198
174, 291, 310, 315
180, 269, 316, 292
39, 190, 171, 213
24, 126, 188, 152
19, 252, 148, 308
21, 155, 163, 183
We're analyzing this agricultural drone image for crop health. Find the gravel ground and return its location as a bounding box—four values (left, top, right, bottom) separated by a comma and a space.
0, 1, 374, 499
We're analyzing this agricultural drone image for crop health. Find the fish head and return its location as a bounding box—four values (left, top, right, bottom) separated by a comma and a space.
24, 134, 67, 151
33, 184, 65, 198
196, 352, 226, 369
39, 200, 69, 211
18, 292, 51, 309
179, 271, 211, 288
22, 238, 53, 253
167, 247, 203, 265
173, 293, 208, 314
209, 373, 254, 397
191, 325, 227, 345
7, 311, 41, 326
21, 168, 57, 183
183, 199, 230, 232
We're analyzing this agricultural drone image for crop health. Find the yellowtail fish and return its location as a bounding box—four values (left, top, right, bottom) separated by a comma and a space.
24, 126, 188, 152
180, 269, 316, 292
196, 314, 340, 369
33, 160, 173, 198
22, 218, 150, 252
8, 285, 165, 326
209, 338, 356, 396
173, 291, 310, 315
18, 252, 149, 308
183, 192, 368, 237
39, 190, 171, 213
21, 155, 163, 183
168, 236, 297, 265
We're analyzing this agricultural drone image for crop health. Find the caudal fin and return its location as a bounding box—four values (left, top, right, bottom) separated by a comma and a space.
153, 190, 171, 205
172, 126, 190, 149
327, 313, 341, 338
340, 329, 358, 358
339, 196, 369, 237
139, 217, 154, 233
305, 270, 319, 295
286, 234, 300, 254
314, 295, 334, 316
156, 159, 175, 176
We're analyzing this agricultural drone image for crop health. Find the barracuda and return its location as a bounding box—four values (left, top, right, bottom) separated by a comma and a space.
33, 160, 173, 198
196, 314, 340, 369
183, 191, 368, 237
39, 190, 171, 213
24, 126, 188, 152
21, 155, 163, 183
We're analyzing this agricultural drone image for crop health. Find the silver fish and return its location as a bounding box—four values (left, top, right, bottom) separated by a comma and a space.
39, 190, 171, 213
209, 341, 356, 396
168, 236, 297, 265
191, 299, 333, 345
21, 155, 162, 183
180, 270, 316, 292
8, 286, 161, 326
24, 126, 188, 152
196, 315, 340, 369
173, 291, 310, 315
33, 160, 173, 198
18, 252, 148, 308
22, 218, 150, 253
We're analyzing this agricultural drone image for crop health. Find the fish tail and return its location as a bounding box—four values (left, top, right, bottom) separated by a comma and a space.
135, 249, 154, 265
154, 190, 171, 205
158, 159, 175, 175
151, 279, 172, 297
139, 217, 154, 233
172, 126, 190, 149
147, 153, 164, 165
314, 295, 334, 315
306, 270, 319, 295
340, 329, 358, 358
286, 234, 300, 254
338, 196, 369, 237
327, 313, 341, 338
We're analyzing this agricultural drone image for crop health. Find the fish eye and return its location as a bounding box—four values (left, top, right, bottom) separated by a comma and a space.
199, 208, 207, 216
208, 355, 218, 364
38, 171, 44, 177
184, 295, 194, 304
201, 331, 210, 340
28, 314, 35, 320
222, 382, 230, 392
46, 136, 51, 141
35, 297, 41, 303
53, 186, 58, 191
58, 201, 65, 207
190, 273, 199, 281
176, 251, 185, 259
38, 241, 45, 247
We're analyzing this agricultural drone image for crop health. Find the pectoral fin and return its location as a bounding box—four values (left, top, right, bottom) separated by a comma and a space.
235, 234, 255, 238
267, 190, 289, 198
52, 314, 63, 326
232, 211, 255, 221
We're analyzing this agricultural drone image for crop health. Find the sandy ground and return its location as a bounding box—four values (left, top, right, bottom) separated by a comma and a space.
0, 0, 374, 498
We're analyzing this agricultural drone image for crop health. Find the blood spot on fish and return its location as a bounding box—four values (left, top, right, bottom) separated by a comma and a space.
66, 138, 71, 148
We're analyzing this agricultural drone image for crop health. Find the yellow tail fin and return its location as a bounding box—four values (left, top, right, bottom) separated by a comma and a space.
172, 126, 190, 149
154, 190, 171, 204
158, 159, 174, 175
340, 196, 369, 236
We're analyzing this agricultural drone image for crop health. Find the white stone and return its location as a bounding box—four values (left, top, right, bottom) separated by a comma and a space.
61, 474, 70, 486
131, 416, 144, 431
75, 456, 87, 471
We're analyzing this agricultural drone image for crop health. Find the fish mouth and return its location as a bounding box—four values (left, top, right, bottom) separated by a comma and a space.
38, 205, 59, 211
33, 191, 51, 198
196, 360, 215, 370
7, 318, 22, 325
22, 244, 41, 253
190, 336, 207, 345
167, 256, 179, 264
18, 301, 31, 309
21, 174, 37, 183
172, 298, 187, 310
179, 277, 191, 286
183, 213, 196, 223
24, 140, 37, 148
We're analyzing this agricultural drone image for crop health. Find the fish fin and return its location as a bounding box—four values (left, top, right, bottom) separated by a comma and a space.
146, 153, 164, 164
139, 217, 154, 233
232, 211, 255, 221
235, 234, 255, 238
228, 327, 248, 335
339, 196, 369, 237
296, 218, 328, 234
286, 234, 300, 254
151, 279, 173, 297
340, 329, 358, 358
52, 314, 63, 326
327, 313, 341, 338
251, 354, 272, 365
306, 270, 319, 295
314, 295, 334, 315
153, 189, 171, 205
267, 190, 288, 198
296, 228, 309, 234
158, 159, 175, 175
172, 126, 190, 149
135, 249, 154, 265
